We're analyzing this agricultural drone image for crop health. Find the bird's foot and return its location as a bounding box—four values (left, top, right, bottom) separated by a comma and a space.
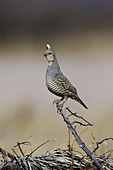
53, 100, 63, 112
53, 99, 60, 106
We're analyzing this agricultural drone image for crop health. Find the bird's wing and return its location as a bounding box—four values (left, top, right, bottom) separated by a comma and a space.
55, 74, 77, 96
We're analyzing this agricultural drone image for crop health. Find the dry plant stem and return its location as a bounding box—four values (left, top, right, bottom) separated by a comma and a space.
56, 105, 104, 170
27, 139, 64, 160
26, 140, 52, 159
17, 142, 25, 157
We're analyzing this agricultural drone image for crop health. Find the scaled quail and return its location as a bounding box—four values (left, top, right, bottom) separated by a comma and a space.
44, 44, 88, 109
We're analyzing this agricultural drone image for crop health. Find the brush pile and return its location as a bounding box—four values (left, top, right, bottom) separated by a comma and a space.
0, 144, 113, 170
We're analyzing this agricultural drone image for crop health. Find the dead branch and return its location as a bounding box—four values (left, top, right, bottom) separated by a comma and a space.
56, 105, 105, 170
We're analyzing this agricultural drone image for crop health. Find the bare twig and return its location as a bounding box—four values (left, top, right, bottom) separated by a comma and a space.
92, 137, 113, 154
72, 120, 92, 126
66, 107, 94, 126
56, 105, 105, 170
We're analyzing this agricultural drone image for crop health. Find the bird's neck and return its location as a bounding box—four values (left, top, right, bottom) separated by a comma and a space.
47, 60, 62, 75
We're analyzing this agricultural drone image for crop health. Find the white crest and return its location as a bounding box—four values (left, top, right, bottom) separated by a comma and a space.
46, 44, 51, 50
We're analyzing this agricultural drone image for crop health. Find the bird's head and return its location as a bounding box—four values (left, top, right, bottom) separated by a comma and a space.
44, 44, 56, 65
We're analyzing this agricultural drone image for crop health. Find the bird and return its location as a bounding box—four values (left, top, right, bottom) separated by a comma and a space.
44, 44, 88, 109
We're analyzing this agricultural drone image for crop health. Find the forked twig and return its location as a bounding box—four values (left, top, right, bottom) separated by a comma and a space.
14, 140, 32, 157
66, 107, 93, 126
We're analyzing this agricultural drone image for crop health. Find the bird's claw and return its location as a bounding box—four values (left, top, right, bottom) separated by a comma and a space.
53, 100, 63, 109
53, 100, 60, 105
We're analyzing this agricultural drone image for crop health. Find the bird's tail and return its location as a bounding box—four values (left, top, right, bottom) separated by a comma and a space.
76, 97, 88, 109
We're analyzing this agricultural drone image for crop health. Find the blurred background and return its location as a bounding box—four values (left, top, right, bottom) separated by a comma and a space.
0, 0, 113, 156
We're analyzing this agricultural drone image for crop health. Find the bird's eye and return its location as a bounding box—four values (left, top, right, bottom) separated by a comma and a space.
48, 52, 52, 55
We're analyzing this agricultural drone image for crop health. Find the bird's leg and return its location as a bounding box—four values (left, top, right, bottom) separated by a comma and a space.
57, 96, 68, 108
53, 97, 64, 105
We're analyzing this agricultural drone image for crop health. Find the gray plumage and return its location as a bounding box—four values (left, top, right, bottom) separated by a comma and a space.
44, 44, 88, 109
